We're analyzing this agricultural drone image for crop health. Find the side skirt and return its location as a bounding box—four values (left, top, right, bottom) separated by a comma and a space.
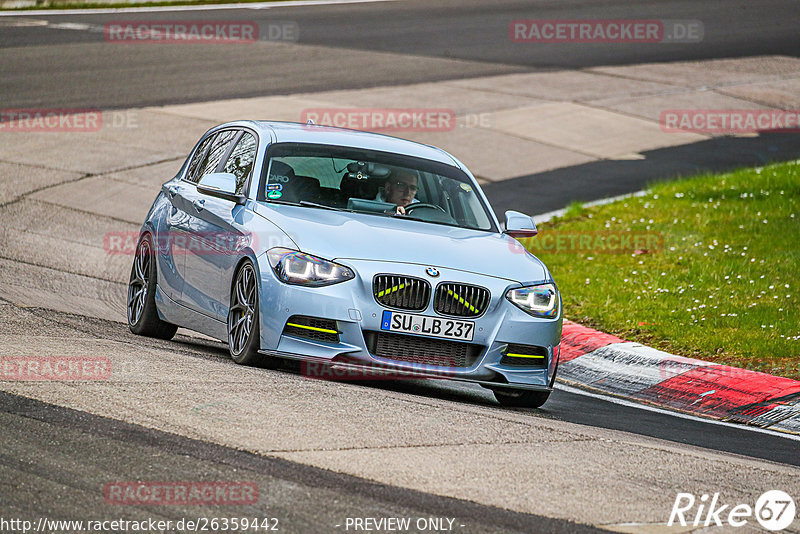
155, 285, 227, 342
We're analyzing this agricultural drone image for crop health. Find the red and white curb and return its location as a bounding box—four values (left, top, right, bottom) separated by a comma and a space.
557, 320, 800, 435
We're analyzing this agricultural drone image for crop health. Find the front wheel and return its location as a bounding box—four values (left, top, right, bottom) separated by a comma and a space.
227, 261, 263, 365
493, 389, 551, 408
127, 234, 178, 340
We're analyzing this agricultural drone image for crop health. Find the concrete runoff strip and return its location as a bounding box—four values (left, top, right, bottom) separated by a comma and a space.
558, 320, 800, 436
0, 0, 395, 14
145, 55, 800, 183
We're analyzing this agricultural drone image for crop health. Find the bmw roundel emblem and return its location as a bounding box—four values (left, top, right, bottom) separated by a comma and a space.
425, 267, 440, 277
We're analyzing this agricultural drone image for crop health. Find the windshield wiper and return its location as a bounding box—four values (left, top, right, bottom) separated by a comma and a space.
393, 213, 427, 223
263, 199, 344, 211
299, 201, 345, 211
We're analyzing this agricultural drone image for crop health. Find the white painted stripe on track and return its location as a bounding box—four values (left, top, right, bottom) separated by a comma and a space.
532, 161, 800, 223
0, 0, 394, 16
557, 383, 800, 442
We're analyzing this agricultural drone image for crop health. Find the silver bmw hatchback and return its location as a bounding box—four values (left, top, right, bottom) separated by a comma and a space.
128, 121, 562, 408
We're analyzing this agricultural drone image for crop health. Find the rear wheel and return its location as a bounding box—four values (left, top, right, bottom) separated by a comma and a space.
227, 262, 263, 365
493, 389, 551, 408
127, 234, 178, 340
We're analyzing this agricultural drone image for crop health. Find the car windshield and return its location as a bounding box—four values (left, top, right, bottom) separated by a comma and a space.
258, 143, 496, 232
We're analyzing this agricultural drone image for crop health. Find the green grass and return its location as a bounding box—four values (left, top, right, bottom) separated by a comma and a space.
562, 200, 586, 219
519, 160, 800, 379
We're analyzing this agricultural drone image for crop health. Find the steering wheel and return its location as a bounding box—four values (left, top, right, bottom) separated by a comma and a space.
404, 203, 447, 214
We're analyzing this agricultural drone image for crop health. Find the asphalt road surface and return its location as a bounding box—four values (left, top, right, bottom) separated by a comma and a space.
1, 304, 798, 531
2, 1, 800, 531
3, 0, 800, 214
0, 389, 603, 534
1, 0, 799, 109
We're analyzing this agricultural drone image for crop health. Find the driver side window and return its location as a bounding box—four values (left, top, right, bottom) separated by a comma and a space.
223, 133, 257, 195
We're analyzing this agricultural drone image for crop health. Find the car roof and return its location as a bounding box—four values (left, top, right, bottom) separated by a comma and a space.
218, 120, 461, 168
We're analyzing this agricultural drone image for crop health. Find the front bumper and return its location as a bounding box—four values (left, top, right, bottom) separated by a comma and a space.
257, 257, 562, 390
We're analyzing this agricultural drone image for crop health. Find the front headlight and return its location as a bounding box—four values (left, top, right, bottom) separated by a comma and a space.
506, 283, 559, 318
267, 248, 355, 287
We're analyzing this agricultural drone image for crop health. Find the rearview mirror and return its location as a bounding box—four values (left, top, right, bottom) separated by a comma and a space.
503, 210, 538, 238
197, 172, 246, 205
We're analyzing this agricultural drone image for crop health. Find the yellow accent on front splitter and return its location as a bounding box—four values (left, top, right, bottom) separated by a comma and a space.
286, 322, 338, 335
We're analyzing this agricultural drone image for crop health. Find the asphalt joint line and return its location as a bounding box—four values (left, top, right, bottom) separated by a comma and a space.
0, 171, 92, 211
0, 155, 184, 211
263, 436, 598, 455
24, 196, 144, 226
0, 300, 113, 341
0, 254, 127, 285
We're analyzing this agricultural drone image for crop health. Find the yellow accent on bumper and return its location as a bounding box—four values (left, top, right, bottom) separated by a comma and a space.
286, 322, 339, 335
505, 353, 545, 359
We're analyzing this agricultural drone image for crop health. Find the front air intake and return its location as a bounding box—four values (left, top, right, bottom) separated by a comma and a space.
363, 331, 482, 368
282, 316, 340, 343
500, 343, 548, 368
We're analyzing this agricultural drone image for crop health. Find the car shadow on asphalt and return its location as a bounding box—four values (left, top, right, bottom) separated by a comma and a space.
163, 332, 540, 412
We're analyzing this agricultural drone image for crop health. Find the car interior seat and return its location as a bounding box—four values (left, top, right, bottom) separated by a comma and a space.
267, 161, 322, 204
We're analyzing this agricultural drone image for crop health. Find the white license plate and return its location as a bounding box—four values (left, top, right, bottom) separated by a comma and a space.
380, 311, 474, 341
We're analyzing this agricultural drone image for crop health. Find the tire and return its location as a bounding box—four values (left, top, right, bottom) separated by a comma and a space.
227, 261, 264, 365
493, 388, 551, 408
127, 234, 178, 340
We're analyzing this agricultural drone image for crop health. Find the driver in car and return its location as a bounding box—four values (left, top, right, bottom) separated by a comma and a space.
376, 169, 419, 215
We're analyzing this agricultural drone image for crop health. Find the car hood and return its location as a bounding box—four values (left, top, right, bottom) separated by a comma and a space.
254, 203, 548, 284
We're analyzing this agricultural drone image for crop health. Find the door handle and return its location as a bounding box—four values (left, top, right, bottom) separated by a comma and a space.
193, 199, 205, 212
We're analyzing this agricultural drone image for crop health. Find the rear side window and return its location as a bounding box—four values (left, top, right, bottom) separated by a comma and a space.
223, 132, 257, 195
185, 135, 214, 182
189, 130, 239, 183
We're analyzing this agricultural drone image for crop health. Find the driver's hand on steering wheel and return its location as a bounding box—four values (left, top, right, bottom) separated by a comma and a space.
395, 205, 406, 216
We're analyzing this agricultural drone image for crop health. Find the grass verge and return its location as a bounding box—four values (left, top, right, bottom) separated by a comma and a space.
518, 160, 800, 379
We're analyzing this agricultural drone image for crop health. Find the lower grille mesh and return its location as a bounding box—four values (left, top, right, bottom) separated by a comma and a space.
364, 331, 482, 368
500, 343, 548, 367
283, 316, 339, 343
